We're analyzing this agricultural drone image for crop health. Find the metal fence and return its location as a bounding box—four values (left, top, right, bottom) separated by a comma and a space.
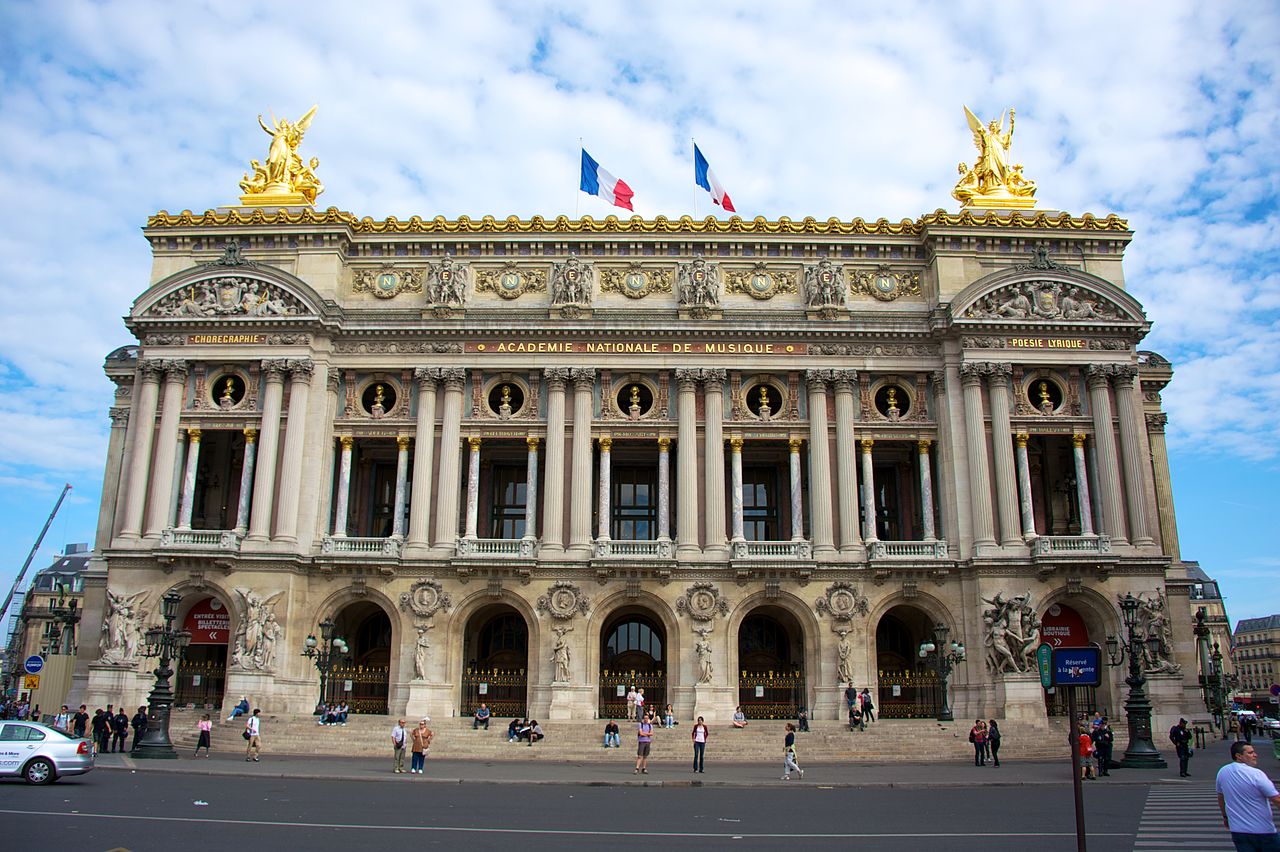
460, 667, 527, 718
738, 669, 806, 719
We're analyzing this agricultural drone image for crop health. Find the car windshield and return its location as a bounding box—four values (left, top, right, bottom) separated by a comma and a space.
27, 723, 79, 740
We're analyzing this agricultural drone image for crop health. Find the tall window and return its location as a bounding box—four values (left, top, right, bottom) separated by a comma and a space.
612, 466, 657, 540
489, 465, 527, 539
743, 467, 779, 540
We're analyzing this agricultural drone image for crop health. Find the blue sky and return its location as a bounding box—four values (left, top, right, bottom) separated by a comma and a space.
0, 2, 1277, 626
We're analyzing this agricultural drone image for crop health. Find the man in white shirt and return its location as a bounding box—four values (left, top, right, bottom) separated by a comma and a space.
391, 719, 408, 773
244, 709, 261, 762
1216, 741, 1280, 851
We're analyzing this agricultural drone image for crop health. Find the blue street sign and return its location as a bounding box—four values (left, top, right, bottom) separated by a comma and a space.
1052, 645, 1101, 688
23, 655, 44, 675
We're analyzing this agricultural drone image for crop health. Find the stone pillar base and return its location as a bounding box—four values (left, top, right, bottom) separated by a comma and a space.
692, 684, 736, 723
547, 683, 595, 720
812, 684, 848, 722
85, 661, 149, 711
224, 669, 289, 714
1145, 672, 1190, 735
997, 671, 1050, 724
404, 681, 454, 722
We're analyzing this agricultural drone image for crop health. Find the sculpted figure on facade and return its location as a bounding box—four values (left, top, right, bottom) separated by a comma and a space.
952, 106, 1036, 207
836, 630, 854, 684
427, 255, 469, 308
550, 254, 595, 308
694, 627, 714, 684
99, 590, 147, 665
804, 259, 847, 309
981, 592, 1041, 674
413, 622, 434, 681
150, 277, 305, 318
240, 105, 322, 203
1130, 591, 1181, 674
963, 280, 1120, 321
551, 625, 574, 683
676, 256, 721, 312
231, 587, 285, 671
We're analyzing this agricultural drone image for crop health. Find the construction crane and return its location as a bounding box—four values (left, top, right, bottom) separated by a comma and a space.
0, 483, 73, 627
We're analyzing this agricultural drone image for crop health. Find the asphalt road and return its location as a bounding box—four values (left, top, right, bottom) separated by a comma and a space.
0, 770, 1153, 851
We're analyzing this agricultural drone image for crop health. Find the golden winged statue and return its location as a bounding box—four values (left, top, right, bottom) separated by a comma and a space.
238, 106, 323, 206
952, 105, 1038, 209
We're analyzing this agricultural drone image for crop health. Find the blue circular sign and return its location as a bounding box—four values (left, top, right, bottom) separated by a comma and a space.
23, 655, 44, 675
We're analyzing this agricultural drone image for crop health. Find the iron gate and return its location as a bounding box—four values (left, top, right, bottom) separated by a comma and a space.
877, 668, 941, 719
599, 669, 666, 719
738, 668, 806, 719
461, 666, 527, 718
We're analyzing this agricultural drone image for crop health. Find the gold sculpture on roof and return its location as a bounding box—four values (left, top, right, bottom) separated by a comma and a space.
238, 106, 323, 207
953, 106, 1038, 210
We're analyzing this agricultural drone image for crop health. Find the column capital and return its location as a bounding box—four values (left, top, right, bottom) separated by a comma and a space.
675, 368, 700, 390
917, 438, 932, 453
981, 362, 1013, 382
1014, 432, 1028, 448
804, 368, 834, 390
261, 358, 289, 381
339, 435, 354, 450
161, 359, 189, 382
187, 427, 202, 442
570, 367, 596, 390
109, 406, 130, 427
1072, 433, 1087, 449
701, 368, 726, 386
788, 437, 803, 453
544, 366, 571, 388
729, 436, 744, 452
468, 435, 483, 451
243, 427, 258, 443
959, 363, 985, 385
929, 370, 946, 394
413, 366, 441, 388
860, 437, 875, 452
1112, 364, 1139, 382
831, 369, 858, 392
397, 436, 411, 451
1145, 412, 1168, 433
598, 436, 612, 452
139, 358, 167, 382
526, 436, 541, 450
440, 367, 467, 390
657, 436, 671, 451
1085, 363, 1115, 389
286, 358, 315, 380
326, 369, 342, 395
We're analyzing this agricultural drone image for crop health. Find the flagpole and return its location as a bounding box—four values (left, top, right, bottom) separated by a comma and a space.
691, 137, 698, 220
576, 137, 581, 219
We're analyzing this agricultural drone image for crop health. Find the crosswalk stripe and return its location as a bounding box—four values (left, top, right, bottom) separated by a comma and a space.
1131, 783, 1265, 852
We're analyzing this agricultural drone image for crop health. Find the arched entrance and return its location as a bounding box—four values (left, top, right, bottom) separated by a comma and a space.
737, 608, 806, 719
331, 601, 392, 714
1041, 600, 1111, 717
175, 595, 230, 710
461, 605, 529, 718
599, 609, 666, 718
875, 605, 940, 719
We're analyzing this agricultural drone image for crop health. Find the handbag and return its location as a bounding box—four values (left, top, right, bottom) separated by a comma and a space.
243, 730, 251, 740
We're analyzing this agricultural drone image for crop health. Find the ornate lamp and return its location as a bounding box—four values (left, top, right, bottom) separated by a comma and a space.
1104, 592, 1166, 768
134, 591, 193, 759
301, 617, 348, 712
918, 622, 965, 722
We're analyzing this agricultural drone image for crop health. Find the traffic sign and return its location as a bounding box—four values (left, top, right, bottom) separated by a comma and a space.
23, 655, 44, 675
1052, 645, 1102, 688
1037, 643, 1053, 689
1270, 683, 1279, 697
23, 674, 40, 690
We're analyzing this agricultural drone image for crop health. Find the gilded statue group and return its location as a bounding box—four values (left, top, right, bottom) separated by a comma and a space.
952, 106, 1037, 206
982, 592, 1042, 674
240, 106, 324, 204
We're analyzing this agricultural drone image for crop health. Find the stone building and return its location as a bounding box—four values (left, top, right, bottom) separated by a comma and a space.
67, 114, 1210, 726
1233, 615, 1280, 712
4, 544, 87, 710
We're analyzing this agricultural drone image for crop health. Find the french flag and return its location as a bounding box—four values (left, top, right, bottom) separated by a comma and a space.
694, 144, 735, 213
580, 149, 634, 211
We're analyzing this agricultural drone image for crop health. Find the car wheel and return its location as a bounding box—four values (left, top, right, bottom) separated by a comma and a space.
24, 758, 55, 785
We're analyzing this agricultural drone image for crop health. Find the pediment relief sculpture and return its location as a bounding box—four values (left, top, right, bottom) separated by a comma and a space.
961, 280, 1123, 322
147, 276, 309, 318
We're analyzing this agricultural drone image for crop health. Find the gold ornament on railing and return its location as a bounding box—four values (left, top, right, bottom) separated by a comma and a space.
238, 106, 323, 207
952, 106, 1038, 210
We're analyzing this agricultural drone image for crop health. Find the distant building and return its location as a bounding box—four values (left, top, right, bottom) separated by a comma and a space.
1232, 614, 1280, 712
3, 544, 87, 709
1186, 561, 1234, 674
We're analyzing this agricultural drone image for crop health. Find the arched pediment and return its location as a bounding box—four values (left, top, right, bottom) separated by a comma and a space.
949, 266, 1147, 328
131, 257, 324, 321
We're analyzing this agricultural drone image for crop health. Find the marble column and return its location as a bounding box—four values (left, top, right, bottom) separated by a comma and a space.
1113, 365, 1155, 545
145, 361, 188, 537
273, 358, 314, 542
541, 368, 569, 554
933, 369, 960, 549
568, 368, 595, 553
832, 370, 861, 552
524, 437, 540, 541
332, 437, 354, 536
407, 368, 439, 547
657, 436, 672, 542
392, 436, 410, 538
1086, 366, 1128, 544
959, 364, 997, 549
729, 436, 745, 542
1144, 414, 1178, 558
805, 370, 835, 555
95, 406, 131, 546
918, 439, 937, 541
247, 359, 287, 541
167, 430, 187, 528
789, 438, 805, 541
433, 368, 467, 548
176, 428, 202, 529
1013, 433, 1036, 539
675, 369, 700, 555
597, 437, 612, 540
702, 369, 728, 555
119, 360, 164, 539
859, 439, 878, 541
464, 436, 481, 539
985, 364, 1021, 546
233, 428, 257, 534
1072, 434, 1095, 536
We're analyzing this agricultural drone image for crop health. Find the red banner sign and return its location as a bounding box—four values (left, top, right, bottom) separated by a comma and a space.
1040, 603, 1089, 648
184, 597, 231, 645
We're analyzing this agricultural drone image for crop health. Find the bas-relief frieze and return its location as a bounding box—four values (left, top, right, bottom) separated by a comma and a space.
961, 280, 1123, 321
147, 276, 309, 318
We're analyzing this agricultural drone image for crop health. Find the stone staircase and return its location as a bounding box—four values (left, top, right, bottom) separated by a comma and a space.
171, 709, 1094, 763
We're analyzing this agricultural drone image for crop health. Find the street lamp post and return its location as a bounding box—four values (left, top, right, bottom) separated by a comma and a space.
1105, 592, 1167, 768
1193, 607, 1226, 738
301, 618, 348, 712
134, 591, 192, 759
43, 584, 81, 657
918, 622, 965, 722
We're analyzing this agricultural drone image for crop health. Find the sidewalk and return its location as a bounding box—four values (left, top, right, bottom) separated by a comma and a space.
94, 741, 1274, 788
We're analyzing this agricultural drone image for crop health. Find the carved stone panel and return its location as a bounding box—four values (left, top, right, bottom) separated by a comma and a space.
536, 581, 590, 620
676, 582, 730, 622
814, 581, 869, 622
399, 580, 453, 618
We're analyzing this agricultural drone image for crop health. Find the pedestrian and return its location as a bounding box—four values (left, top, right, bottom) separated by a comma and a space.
91, 709, 109, 754
969, 719, 987, 766
987, 719, 1002, 767
634, 714, 654, 774
72, 705, 89, 738
525, 719, 544, 745
845, 681, 858, 716
691, 716, 708, 773
782, 722, 804, 780
130, 706, 148, 751
1091, 718, 1114, 777
409, 718, 432, 774
1216, 740, 1280, 851
1169, 717, 1193, 778
733, 706, 749, 728
849, 703, 863, 732
861, 688, 875, 724
635, 688, 646, 720
111, 708, 129, 752
507, 717, 523, 742
1078, 725, 1097, 780
227, 695, 249, 722
663, 703, 676, 728
603, 719, 620, 748
626, 685, 637, 721
54, 705, 71, 732
472, 703, 491, 730
244, 708, 261, 762
391, 718, 407, 773
797, 706, 810, 733
195, 714, 212, 757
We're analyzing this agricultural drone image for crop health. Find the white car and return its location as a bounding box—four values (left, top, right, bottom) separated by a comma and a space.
1261, 717, 1280, 732
0, 721, 95, 784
